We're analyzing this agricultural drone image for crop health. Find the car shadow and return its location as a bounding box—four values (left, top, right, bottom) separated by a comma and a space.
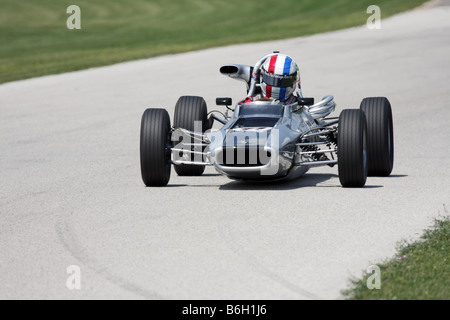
387, 174, 408, 178
201, 173, 223, 177
219, 173, 339, 191
152, 184, 188, 188
160, 173, 406, 190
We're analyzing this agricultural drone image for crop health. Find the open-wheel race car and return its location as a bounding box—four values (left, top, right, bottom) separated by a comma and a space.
140, 53, 394, 188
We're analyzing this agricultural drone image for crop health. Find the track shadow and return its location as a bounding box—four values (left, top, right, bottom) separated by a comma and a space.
361, 185, 384, 189
149, 184, 188, 188
388, 174, 408, 178
219, 173, 338, 191
157, 172, 400, 190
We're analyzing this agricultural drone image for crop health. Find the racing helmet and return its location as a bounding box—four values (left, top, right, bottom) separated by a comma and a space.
260, 54, 299, 101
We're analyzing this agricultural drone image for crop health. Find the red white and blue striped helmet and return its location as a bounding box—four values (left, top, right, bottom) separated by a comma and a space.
260, 54, 299, 101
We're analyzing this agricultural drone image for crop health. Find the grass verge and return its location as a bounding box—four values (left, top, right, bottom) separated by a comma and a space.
0, 0, 427, 84
342, 215, 450, 300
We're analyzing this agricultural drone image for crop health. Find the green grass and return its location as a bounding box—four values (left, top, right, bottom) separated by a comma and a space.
0, 0, 427, 83
343, 216, 450, 300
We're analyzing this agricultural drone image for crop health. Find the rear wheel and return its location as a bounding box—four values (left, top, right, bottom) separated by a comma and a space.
360, 97, 394, 176
173, 96, 208, 176
338, 109, 368, 188
140, 108, 171, 187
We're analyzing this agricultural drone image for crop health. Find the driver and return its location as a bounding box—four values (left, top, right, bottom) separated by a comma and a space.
241, 53, 302, 104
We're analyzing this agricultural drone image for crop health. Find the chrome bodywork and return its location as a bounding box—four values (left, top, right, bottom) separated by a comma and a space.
171, 97, 338, 181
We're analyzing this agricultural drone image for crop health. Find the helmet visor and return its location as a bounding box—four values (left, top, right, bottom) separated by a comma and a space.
262, 71, 297, 88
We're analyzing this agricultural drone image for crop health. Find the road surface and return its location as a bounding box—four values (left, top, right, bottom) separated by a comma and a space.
1, 2, 449, 299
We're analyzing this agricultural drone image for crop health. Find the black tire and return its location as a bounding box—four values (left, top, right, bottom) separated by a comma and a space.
360, 97, 394, 176
173, 96, 208, 176
338, 109, 368, 188
140, 108, 171, 187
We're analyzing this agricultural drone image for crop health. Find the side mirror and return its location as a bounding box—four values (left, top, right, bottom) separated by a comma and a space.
298, 97, 315, 106
216, 97, 232, 106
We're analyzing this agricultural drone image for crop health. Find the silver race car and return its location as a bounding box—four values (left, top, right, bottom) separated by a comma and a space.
140, 55, 394, 188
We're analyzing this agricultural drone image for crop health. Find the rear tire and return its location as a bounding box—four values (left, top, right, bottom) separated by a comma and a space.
140, 109, 171, 187
360, 97, 394, 176
173, 96, 208, 176
338, 109, 368, 188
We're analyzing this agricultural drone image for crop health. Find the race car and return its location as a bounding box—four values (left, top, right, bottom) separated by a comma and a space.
140, 53, 394, 188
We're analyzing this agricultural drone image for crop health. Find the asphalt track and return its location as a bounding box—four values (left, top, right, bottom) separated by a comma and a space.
1, 2, 449, 300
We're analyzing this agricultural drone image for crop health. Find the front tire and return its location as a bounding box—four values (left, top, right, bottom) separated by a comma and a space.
140, 108, 171, 187
173, 96, 208, 176
360, 97, 394, 176
338, 109, 368, 188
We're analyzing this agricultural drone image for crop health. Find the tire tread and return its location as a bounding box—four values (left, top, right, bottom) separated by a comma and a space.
338, 109, 368, 187
360, 97, 394, 176
173, 96, 208, 176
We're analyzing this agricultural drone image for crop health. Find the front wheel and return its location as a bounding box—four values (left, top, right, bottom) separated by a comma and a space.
338, 109, 368, 188
140, 108, 172, 187
173, 96, 208, 176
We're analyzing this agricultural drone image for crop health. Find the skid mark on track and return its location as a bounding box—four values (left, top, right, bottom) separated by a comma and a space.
55, 209, 164, 300
219, 222, 323, 300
